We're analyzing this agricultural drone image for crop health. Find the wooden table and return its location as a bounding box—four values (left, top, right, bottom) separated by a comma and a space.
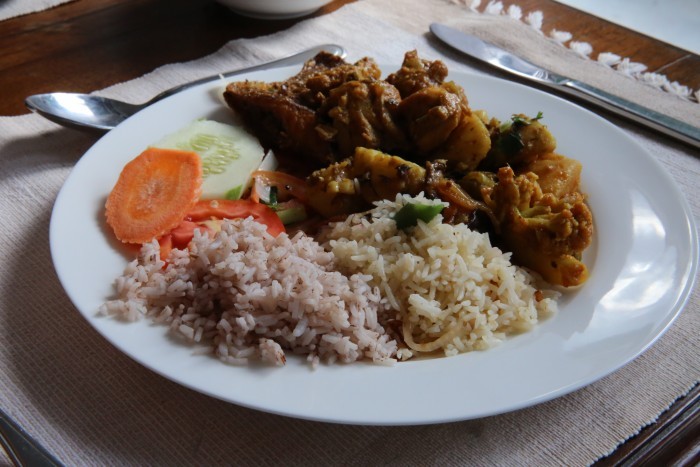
0, 0, 697, 465
1, 0, 699, 117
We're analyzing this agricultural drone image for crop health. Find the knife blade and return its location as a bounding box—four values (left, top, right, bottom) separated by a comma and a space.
430, 23, 700, 150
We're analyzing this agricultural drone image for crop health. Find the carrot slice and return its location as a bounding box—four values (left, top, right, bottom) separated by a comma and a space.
106, 147, 203, 244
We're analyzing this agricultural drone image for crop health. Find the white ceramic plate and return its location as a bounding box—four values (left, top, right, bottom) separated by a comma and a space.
50, 65, 698, 425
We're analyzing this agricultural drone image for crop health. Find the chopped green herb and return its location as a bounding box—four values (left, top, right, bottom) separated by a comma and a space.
224, 185, 243, 200
394, 202, 444, 230
268, 186, 278, 207
510, 111, 544, 127
497, 131, 524, 156
275, 203, 307, 225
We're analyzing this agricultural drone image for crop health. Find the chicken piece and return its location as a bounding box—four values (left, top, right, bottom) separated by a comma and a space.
389, 56, 490, 169
386, 50, 449, 97
396, 86, 462, 154
481, 166, 593, 287
518, 152, 582, 198
223, 85, 333, 167
297, 55, 382, 107
223, 52, 382, 166
305, 147, 426, 217
316, 80, 408, 158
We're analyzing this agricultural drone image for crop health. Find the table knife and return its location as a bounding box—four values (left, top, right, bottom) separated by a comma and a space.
430, 23, 700, 151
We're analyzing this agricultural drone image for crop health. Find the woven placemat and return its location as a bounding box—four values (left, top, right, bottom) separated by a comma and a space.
1, 0, 698, 464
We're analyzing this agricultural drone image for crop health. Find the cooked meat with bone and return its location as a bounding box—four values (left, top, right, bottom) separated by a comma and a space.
316, 80, 407, 158
294, 54, 382, 107
223, 86, 332, 167
397, 86, 462, 154
224, 52, 382, 166
224, 50, 490, 170
388, 52, 491, 169
385, 49, 449, 97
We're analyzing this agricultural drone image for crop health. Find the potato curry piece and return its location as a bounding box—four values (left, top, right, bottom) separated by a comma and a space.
479, 113, 557, 171
305, 147, 426, 217
388, 51, 491, 169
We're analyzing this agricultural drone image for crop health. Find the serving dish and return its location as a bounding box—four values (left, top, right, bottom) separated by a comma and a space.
215, 0, 333, 19
49, 65, 698, 425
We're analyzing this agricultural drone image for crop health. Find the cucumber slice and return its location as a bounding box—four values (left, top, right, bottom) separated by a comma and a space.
275, 203, 307, 225
154, 119, 265, 199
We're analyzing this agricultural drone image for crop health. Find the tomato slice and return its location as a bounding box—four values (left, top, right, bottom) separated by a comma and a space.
186, 199, 285, 237
157, 221, 212, 262
169, 220, 208, 248
157, 200, 285, 260
251, 170, 308, 203
157, 233, 173, 262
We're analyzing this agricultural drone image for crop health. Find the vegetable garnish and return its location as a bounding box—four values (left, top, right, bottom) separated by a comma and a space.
251, 170, 309, 204
497, 113, 544, 157
154, 119, 266, 200
273, 199, 308, 225
105, 147, 203, 244
394, 202, 444, 230
186, 199, 285, 237
510, 111, 543, 126
156, 199, 286, 259
157, 220, 216, 261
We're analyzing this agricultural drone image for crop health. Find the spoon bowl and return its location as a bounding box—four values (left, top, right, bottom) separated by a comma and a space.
26, 93, 141, 132
25, 44, 346, 132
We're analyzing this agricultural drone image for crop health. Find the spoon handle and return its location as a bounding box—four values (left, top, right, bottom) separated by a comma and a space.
146, 44, 346, 105
0, 408, 62, 467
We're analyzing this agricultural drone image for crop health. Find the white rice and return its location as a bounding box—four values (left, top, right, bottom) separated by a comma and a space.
100, 193, 558, 366
320, 193, 558, 359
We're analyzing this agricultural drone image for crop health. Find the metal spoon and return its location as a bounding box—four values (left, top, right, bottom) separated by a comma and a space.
25, 44, 346, 133
0, 407, 62, 466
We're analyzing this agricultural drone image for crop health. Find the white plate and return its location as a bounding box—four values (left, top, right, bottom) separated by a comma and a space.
50, 65, 698, 425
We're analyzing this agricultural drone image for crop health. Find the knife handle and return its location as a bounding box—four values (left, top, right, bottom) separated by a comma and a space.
559, 79, 700, 150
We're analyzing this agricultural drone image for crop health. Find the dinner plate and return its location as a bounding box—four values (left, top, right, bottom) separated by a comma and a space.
50, 64, 698, 425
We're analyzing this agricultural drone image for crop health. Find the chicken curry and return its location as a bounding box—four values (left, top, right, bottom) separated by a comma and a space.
223, 50, 593, 287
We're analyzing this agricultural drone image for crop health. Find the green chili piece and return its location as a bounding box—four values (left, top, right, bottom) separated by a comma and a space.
394, 202, 444, 230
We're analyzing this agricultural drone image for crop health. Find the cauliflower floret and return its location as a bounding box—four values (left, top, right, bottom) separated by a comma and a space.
482, 166, 593, 287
